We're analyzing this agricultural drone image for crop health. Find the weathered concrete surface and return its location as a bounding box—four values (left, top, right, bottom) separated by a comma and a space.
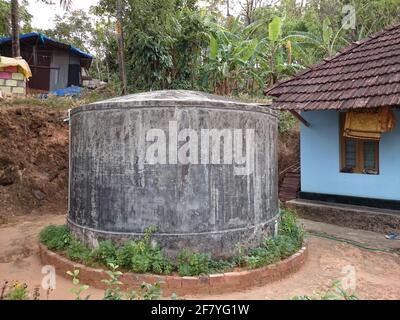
69, 90, 278, 258
287, 199, 400, 234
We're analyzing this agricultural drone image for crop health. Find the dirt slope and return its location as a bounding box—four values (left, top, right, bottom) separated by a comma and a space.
0, 106, 69, 224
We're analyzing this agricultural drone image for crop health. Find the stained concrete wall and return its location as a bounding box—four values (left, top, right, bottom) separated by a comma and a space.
68, 90, 279, 258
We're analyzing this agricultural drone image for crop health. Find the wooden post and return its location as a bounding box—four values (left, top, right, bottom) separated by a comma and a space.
290, 110, 310, 127
11, 0, 21, 58
116, 0, 128, 95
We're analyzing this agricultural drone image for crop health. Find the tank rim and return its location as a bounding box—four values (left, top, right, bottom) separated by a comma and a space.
70, 90, 276, 117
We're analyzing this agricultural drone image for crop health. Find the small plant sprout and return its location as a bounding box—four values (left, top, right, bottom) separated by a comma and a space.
66, 269, 90, 300
291, 280, 358, 300
102, 263, 123, 300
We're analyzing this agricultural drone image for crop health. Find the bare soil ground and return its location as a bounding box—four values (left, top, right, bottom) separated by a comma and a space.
0, 215, 398, 300
0, 106, 69, 225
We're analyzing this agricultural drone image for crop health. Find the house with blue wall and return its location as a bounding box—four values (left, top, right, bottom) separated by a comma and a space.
266, 23, 400, 212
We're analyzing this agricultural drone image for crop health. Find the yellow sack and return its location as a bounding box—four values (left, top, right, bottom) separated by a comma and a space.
0, 56, 32, 79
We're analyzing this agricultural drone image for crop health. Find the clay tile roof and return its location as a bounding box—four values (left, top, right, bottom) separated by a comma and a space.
265, 23, 400, 111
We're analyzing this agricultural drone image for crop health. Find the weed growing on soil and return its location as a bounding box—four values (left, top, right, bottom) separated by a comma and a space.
177, 250, 234, 276
243, 208, 305, 269
39, 225, 71, 251
291, 280, 358, 300
39, 209, 304, 276
66, 239, 92, 263
91, 240, 118, 265
0, 281, 30, 300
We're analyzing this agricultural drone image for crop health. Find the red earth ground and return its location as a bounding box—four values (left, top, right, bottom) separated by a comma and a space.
0, 214, 399, 300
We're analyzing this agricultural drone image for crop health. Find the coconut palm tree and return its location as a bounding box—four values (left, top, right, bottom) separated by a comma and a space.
11, 0, 72, 58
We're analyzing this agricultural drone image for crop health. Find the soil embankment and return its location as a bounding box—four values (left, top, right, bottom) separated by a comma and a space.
0, 106, 69, 224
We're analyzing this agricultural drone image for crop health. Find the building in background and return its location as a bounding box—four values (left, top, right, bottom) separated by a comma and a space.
266, 23, 400, 211
0, 32, 92, 93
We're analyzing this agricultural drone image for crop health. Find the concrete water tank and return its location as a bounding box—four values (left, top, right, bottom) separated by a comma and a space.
68, 90, 278, 258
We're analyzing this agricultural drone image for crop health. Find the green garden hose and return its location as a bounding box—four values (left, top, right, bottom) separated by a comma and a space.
306, 230, 399, 255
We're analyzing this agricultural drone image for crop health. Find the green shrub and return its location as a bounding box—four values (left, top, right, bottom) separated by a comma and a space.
38, 211, 305, 276
116, 240, 142, 268
243, 209, 305, 269
39, 225, 71, 251
115, 229, 172, 275
279, 208, 305, 248
4, 282, 30, 300
178, 250, 210, 276
208, 259, 234, 273
91, 240, 117, 265
66, 239, 92, 263
130, 246, 172, 275
278, 111, 297, 134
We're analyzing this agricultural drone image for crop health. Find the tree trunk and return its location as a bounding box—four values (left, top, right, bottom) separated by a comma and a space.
11, 0, 21, 58
116, 0, 128, 95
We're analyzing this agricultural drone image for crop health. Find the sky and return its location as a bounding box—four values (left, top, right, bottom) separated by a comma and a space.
27, 0, 99, 30
26, 0, 243, 30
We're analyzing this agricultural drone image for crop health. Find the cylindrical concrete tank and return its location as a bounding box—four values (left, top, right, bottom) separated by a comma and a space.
68, 90, 278, 258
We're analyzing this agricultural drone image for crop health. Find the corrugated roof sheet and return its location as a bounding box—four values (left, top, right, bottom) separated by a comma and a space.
0, 32, 93, 60
265, 23, 400, 110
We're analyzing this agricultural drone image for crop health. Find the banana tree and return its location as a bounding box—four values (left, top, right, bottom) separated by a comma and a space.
287, 17, 349, 63
259, 16, 304, 87
201, 17, 261, 95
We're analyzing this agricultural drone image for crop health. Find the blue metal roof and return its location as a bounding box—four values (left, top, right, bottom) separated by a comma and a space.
0, 32, 93, 59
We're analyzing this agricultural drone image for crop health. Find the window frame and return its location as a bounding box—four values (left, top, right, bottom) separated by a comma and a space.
339, 112, 380, 174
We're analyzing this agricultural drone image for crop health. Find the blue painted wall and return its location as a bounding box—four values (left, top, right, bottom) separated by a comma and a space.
300, 110, 400, 201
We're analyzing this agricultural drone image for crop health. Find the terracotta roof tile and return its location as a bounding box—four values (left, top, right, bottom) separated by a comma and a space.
265, 23, 400, 110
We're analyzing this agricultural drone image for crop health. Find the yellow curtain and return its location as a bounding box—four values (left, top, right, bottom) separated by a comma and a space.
344, 107, 396, 140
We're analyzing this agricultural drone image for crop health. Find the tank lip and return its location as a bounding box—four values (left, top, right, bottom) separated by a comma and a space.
70, 102, 277, 118
67, 212, 279, 237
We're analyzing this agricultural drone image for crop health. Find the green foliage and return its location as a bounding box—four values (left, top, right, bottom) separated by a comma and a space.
278, 111, 297, 134
126, 282, 163, 300
243, 208, 305, 269
130, 248, 172, 275
115, 226, 172, 275
268, 16, 282, 42
102, 263, 123, 300
39, 9, 93, 52
3, 282, 30, 300
39, 225, 71, 251
279, 208, 305, 249
178, 250, 211, 276
291, 280, 358, 300
91, 240, 117, 265
177, 250, 231, 276
66, 270, 90, 300
0, 0, 32, 37
65, 239, 92, 263
40, 209, 304, 277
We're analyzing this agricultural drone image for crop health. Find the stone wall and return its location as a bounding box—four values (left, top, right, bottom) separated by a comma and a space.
0, 66, 26, 96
